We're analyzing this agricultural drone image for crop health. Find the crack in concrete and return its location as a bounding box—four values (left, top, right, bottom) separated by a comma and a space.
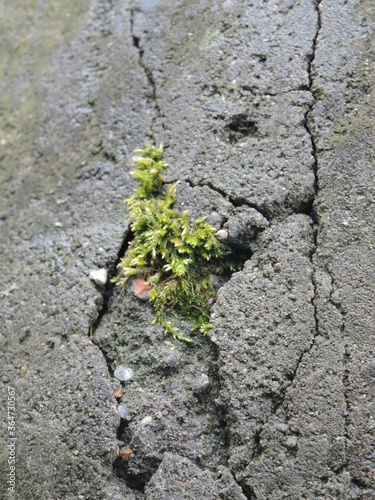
244, 0, 324, 471
130, 8, 161, 137
91, 3, 326, 496
90, 225, 131, 337
328, 269, 350, 473
284, 0, 322, 392
184, 177, 270, 221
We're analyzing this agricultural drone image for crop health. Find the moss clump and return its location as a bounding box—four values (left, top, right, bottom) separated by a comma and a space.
113, 144, 237, 342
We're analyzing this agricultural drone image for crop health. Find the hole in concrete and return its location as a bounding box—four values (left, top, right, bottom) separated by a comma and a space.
225, 114, 259, 143
112, 456, 146, 492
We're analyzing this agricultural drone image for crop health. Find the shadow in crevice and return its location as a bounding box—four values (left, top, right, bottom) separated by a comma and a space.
225, 114, 259, 143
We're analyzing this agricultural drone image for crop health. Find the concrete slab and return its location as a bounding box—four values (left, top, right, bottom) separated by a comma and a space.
1, 0, 374, 498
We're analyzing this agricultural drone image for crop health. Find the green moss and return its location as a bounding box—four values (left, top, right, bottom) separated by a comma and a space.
114, 145, 239, 342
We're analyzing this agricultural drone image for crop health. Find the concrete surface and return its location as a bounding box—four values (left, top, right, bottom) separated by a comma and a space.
0, 0, 374, 498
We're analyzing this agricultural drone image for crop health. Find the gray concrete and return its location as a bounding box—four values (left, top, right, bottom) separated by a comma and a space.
0, 0, 374, 498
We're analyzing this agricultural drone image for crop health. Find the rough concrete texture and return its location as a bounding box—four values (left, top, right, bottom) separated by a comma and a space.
144, 453, 246, 499
0, 0, 374, 499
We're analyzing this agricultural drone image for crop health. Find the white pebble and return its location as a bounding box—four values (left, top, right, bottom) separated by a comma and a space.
217, 229, 228, 240
286, 436, 297, 448
195, 373, 210, 392
114, 365, 134, 382
118, 405, 129, 419
89, 268, 108, 286
210, 211, 223, 223
140, 415, 153, 427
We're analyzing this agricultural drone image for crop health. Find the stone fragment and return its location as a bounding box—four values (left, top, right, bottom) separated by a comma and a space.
114, 366, 134, 382
118, 405, 129, 420
89, 268, 108, 286
217, 229, 228, 240
140, 415, 153, 427
194, 373, 210, 392
223, 206, 269, 248
285, 436, 298, 448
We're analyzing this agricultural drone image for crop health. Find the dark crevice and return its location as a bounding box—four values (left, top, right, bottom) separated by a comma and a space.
90, 227, 132, 336
342, 332, 350, 470
240, 484, 257, 500
112, 455, 146, 492
87, 227, 143, 493
284, 0, 323, 383
328, 270, 349, 474
303, 0, 322, 224
209, 341, 231, 454
212, 4, 324, 494
209, 333, 252, 499
184, 177, 270, 222
116, 417, 128, 441
130, 9, 161, 136
270, 0, 323, 414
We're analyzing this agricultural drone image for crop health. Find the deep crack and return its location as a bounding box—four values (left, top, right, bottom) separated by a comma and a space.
328, 269, 349, 473
90, 227, 132, 336
130, 9, 161, 137
291, 0, 323, 379
184, 177, 270, 221
238, 0, 324, 473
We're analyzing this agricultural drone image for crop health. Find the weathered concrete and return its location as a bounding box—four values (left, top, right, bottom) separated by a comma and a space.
1, 0, 374, 498
1, 1, 148, 498
144, 453, 246, 499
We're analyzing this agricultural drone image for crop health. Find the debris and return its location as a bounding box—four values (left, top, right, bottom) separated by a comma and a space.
114, 388, 123, 399
89, 268, 108, 286
216, 229, 228, 240
114, 365, 134, 382
118, 405, 130, 420
140, 415, 153, 426
285, 436, 297, 448
134, 279, 151, 296
194, 373, 210, 392
119, 445, 134, 461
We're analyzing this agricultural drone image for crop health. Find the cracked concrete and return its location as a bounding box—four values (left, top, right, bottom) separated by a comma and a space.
1, 0, 374, 498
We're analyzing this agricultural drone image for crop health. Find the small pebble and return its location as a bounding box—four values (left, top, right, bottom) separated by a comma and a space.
118, 405, 129, 420
217, 229, 228, 240
89, 268, 108, 286
120, 445, 134, 461
140, 415, 153, 427
194, 373, 210, 392
209, 211, 223, 224
114, 365, 134, 382
134, 279, 151, 297
276, 423, 288, 433
286, 436, 297, 448
20, 362, 28, 378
